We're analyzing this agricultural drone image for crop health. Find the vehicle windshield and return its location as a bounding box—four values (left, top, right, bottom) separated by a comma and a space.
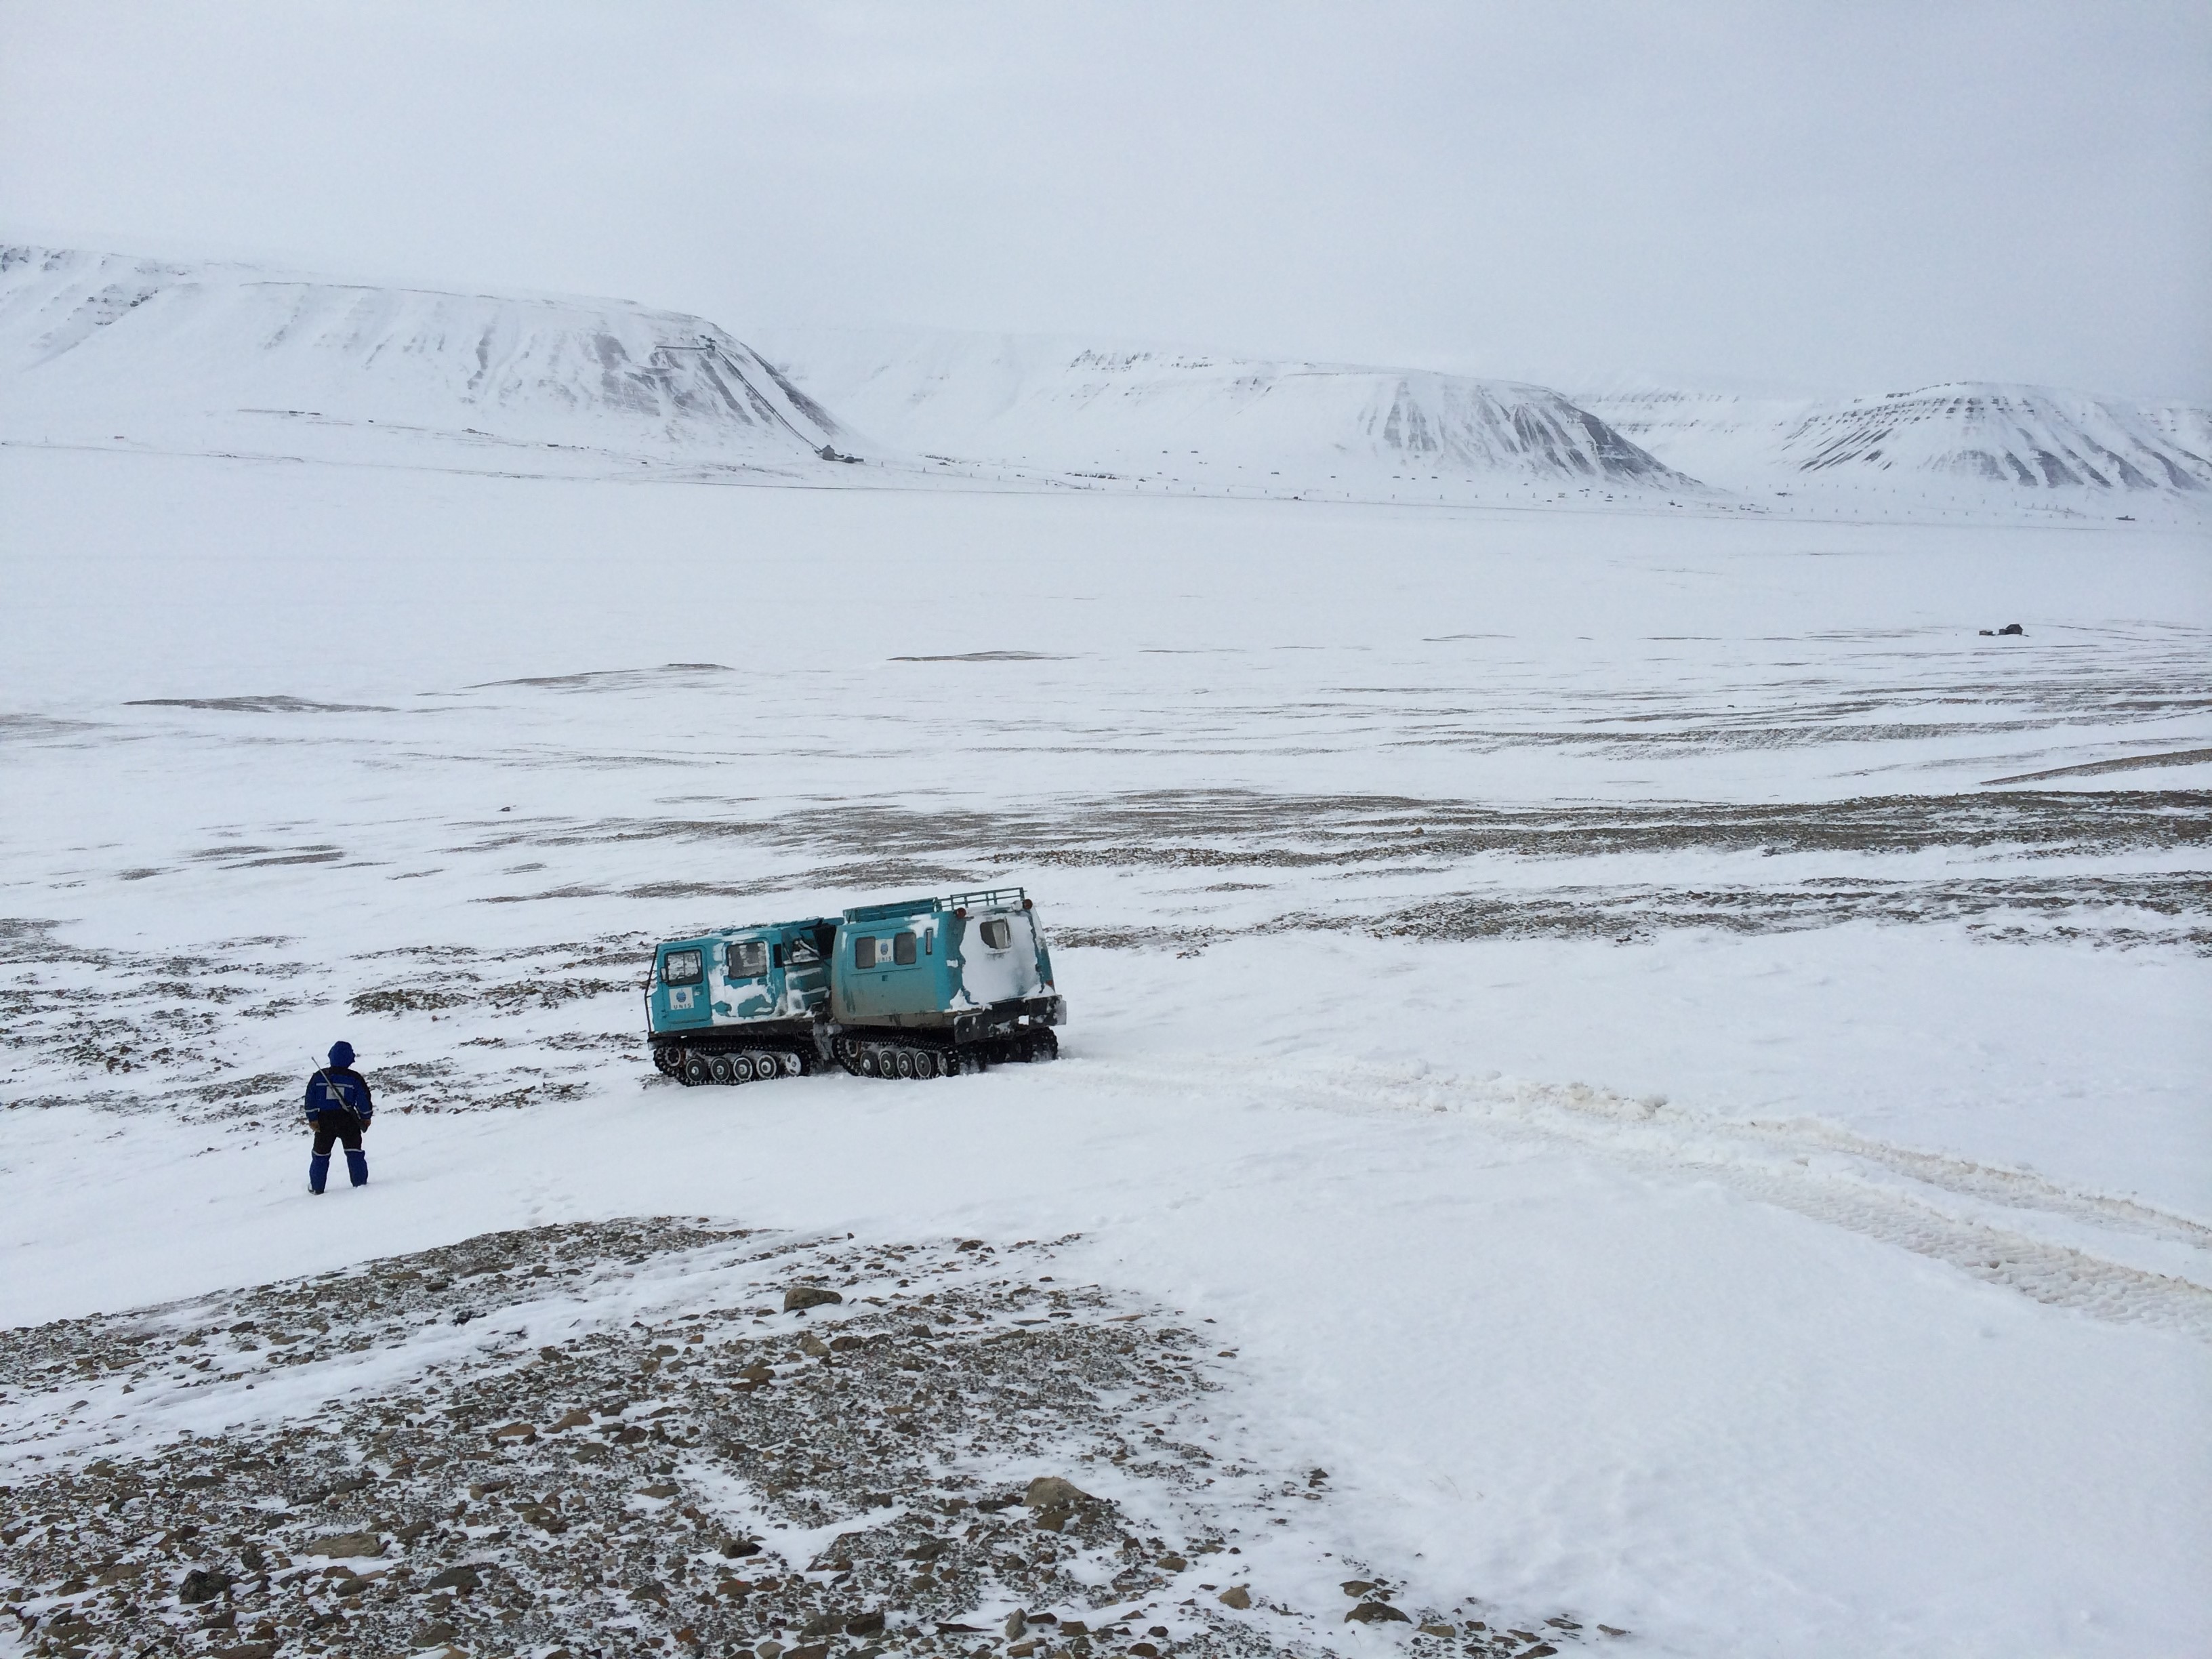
661, 948, 703, 985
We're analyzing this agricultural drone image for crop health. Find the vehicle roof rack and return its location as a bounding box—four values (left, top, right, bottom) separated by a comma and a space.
842, 895, 946, 923
943, 886, 1027, 910
842, 887, 1027, 924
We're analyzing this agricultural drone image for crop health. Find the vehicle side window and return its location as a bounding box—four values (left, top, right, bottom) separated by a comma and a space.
729, 940, 767, 979
855, 936, 876, 969
662, 948, 703, 985
893, 932, 918, 966
979, 918, 1012, 949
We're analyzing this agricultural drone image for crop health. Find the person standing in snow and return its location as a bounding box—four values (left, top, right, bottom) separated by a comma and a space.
304, 1041, 373, 1194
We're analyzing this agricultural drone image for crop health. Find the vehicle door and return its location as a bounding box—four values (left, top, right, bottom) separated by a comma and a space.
777, 929, 832, 1016
958, 910, 1042, 1005
718, 936, 775, 1022
651, 941, 714, 1033
842, 924, 930, 1019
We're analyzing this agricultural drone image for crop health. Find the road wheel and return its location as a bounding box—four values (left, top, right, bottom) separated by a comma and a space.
681, 1052, 712, 1086
894, 1048, 916, 1079
858, 1048, 879, 1077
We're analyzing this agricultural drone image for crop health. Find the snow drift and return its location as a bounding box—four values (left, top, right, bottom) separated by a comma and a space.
0, 245, 855, 476
752, 327, 1699, 499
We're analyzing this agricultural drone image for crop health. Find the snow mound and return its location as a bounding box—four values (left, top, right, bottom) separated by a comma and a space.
754, 326, 1699, 497
0, 245, 855, 476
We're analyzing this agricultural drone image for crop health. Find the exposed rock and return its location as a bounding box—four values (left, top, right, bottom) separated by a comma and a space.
1346, 1601, 1411, 1624
783, 1285, 843, 1311
1023, 1475, 1094, 1509
178, 1566, 233, 1603
1216, 1586, 1252, 1610
310, 1530, 383, 1558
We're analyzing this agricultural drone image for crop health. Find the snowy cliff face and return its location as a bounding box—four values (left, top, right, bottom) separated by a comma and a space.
0, 245, 853, 475
1582, 380, 2212, 514
752, 327, 1698, 497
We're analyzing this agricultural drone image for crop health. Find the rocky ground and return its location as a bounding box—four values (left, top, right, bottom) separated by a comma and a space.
0, 1221, 1618, 1659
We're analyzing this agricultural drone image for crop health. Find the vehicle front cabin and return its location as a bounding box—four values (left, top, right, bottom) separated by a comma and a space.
646, 917, 838, 1043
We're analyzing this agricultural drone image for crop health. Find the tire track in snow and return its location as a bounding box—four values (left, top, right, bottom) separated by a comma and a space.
1098, 1058, 2212, 1343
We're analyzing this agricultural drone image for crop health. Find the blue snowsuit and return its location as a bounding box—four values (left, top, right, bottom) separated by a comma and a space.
305, 1043, 373, 1193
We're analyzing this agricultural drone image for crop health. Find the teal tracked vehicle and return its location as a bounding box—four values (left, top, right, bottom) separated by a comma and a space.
646, 888, 1065, 1086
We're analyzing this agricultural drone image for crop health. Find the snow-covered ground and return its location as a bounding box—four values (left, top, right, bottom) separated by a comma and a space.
2, 439, 2207, 1656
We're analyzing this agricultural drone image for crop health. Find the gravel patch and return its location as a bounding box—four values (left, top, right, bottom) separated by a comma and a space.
1, 1221, 1609, 1658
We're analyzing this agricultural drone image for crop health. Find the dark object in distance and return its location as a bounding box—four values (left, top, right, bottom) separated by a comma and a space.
1978, 622, 2026, 636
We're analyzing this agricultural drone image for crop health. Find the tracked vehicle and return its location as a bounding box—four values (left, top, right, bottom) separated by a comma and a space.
646, 888, 1065, 1086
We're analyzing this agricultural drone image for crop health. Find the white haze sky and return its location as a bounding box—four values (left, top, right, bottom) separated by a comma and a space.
3, 1, 2207, 400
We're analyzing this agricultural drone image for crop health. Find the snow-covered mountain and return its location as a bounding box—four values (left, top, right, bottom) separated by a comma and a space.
1582, 380, 2212, 514
750, 327, 1699, 501
0, 245, 855, 476
9, 244, 2200, 520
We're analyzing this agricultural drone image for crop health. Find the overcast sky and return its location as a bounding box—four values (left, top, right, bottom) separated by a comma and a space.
5, 1, 2207, 399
